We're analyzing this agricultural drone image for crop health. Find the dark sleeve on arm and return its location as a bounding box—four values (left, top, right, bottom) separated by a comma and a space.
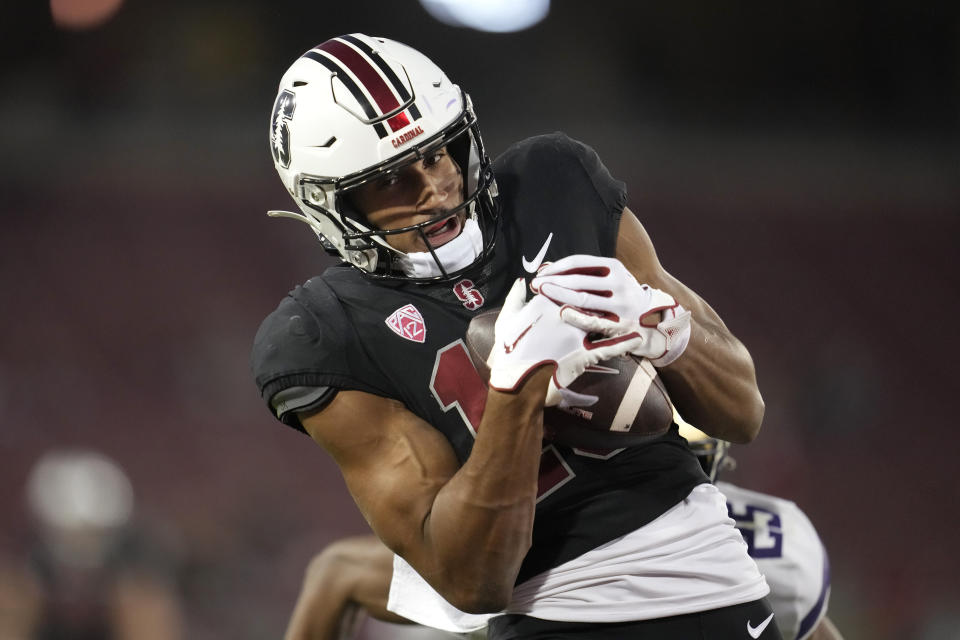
499, 132, 627, 258
270, 385, 337, 424
250, 277, 393, 434
554, 133, 627, 257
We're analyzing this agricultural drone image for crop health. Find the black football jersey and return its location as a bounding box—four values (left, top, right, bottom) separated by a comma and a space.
252, 133, 707, 582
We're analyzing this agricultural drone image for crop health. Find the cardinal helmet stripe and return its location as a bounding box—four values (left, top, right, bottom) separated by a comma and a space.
315, 38, 417, 133
316, 39, 407, 130
303, 50, 389, 139
340, 35, 423, 121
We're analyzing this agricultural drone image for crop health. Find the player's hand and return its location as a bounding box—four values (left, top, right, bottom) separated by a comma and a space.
487, 278, 645, 406
531, 255, 692, 367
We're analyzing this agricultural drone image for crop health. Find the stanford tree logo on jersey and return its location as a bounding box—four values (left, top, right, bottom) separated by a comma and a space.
271, 89, 296, 169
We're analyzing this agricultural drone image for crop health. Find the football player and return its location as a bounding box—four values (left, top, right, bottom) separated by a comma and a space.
677, 420, 844, 640
5, 450, 185, 640
254, 34, 774, 638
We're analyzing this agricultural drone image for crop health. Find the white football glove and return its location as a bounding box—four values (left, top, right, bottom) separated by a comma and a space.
531, 255, 692, 367
487, 279, 646, 406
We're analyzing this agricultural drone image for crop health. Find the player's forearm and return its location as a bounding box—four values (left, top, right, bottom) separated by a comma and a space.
614, 211, 763, 440
285, 537, 412, 640
658, 311, 764, 443
285, 552, 358, 640
422, 368, 549, 613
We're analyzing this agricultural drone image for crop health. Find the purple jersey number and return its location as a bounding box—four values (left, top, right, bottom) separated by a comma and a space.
727, 503, 784, 559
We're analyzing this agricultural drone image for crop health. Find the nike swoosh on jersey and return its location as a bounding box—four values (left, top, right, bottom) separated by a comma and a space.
747, 612, 775, 638
521, 233, 553, 273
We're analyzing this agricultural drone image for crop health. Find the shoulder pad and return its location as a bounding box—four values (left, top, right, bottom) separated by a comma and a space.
251, 277, 391, 427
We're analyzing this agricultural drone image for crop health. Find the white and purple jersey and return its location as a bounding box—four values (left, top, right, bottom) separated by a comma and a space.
717, 481, 831, 640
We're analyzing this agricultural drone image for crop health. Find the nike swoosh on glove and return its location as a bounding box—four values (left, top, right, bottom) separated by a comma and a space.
530, 255, 692, 367
487, 279, 646, 406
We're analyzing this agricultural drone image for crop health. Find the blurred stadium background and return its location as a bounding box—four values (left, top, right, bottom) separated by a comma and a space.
0, 1, 957, 638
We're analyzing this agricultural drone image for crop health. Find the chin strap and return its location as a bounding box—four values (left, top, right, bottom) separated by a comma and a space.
398, 217, 484, 278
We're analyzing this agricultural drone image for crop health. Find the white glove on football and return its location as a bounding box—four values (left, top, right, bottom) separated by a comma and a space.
487, 279, 646, 406
531, 255, 692, 367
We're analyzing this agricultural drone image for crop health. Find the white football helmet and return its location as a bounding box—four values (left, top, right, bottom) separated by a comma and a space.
675, 410, 734, 482
268, 34, 499, 282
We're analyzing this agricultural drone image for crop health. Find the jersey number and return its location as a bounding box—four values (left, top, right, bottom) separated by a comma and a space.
727, 503, 784, 559
430, 341, 574, 502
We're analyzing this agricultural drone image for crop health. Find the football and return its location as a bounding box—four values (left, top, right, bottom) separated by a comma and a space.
465, 308, 674, 449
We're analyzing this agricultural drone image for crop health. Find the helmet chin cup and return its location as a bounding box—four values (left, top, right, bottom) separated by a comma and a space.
268, 33, 499, 282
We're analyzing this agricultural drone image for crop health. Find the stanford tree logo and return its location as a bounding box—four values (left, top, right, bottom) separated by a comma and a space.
271, 89, 296, 168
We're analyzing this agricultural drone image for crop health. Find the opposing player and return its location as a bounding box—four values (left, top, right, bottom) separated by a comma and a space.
253, 34, 773, 638
677, 420, 844, 640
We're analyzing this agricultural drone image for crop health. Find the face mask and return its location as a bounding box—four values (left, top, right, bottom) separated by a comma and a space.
399, 217, 483, 279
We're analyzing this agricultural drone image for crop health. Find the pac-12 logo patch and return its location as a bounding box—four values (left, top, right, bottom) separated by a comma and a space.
271, 89, 296, 168
386, 304, 426, 343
